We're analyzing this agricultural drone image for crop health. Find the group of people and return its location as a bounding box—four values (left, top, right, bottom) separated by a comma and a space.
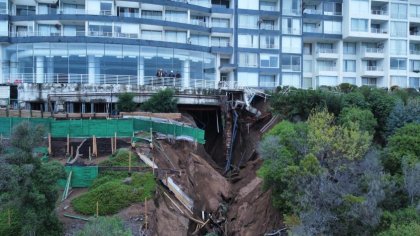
156, 69, 181, 78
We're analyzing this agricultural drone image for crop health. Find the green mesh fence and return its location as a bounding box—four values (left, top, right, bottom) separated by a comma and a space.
0, 117, 205, 144
58, 166, 99, 188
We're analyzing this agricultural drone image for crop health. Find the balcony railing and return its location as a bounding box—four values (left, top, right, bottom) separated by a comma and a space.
318, 66, 337, 72
364, 47, 384, 53
410, 31, 420, 36
371, 28, 387, 34
365, 66, 383, 71
6, 73, 218, 89
371, 10, 388, 15
303, 27, 322, 33
260, 5, 277, 11
317, 48, 336, 54
303, 9, 322, 15
410, 50, 420, 55
260, 44, 278, 49
258, 81, 277, 87
190, 19, 208, 27
211, 41, 230, 47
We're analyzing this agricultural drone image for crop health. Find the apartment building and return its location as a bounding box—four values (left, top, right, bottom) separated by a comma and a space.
0, 0, 418, 90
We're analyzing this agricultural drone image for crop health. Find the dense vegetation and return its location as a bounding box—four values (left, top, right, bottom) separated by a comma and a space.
76, 216, 132, 236
117, 93, 137, 112
0, 122, 65, 235
141, 88, 178, 113
72, 149, 156, 215
260, 85, 420, 235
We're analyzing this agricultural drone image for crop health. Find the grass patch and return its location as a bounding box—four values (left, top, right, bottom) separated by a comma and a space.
71, 172, 156, 215
99, 148, 144, 167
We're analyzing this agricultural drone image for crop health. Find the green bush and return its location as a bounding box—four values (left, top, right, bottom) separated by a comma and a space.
72, 172, 156, 215
117, 93, 137, 112
0, 209, 21, 235
77, 216, 132, 236
377, 222, 420, 236
338, 107, 377, 135
141, 88, 178, 113
99, 149, 142, 167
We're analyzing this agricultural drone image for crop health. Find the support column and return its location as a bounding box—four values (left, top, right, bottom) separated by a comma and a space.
183, 60, 190, 88
82, 102, 86, 113
138, 57, 144, 86
36, 56, 44, 84
91, 102, 94, 113
88, 56, 96, 84
46, 58, 54, 83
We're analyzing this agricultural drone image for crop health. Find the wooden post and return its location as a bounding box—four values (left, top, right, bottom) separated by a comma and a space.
48, 133, 52, 155
96, 201, 99, 217
93, 135, 97, 157
89, 146, 92, 161
111, 138, 114, 154
145, 198, 148, 230
114, 132, 117, 152
66, 134, 70, 155
70, 146, 74, 158
152, 154, 155, 176
128, 151, 131, 173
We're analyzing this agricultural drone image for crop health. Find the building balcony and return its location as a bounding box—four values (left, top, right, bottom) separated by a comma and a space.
316, 67, 338, 76
371, 9, 388, 20
315, 49, 339, 59
370, 28, 388, 34
361, 48, 384, 59
410, 31, 420, 41
303, 9, 322, 15
362, 66, 384, 77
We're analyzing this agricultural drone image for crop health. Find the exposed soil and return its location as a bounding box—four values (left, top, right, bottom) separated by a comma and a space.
57, 98, 283, 236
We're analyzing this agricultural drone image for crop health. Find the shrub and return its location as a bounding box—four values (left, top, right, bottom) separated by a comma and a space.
386, 98, 420, 136
378, 222, 420, 236
72, 172, 156, 215
141, 88, 177, 113
338, 107, 377, 135
117, 93, 137, 112
99, 149, 142, 167
76, 216, 132, 236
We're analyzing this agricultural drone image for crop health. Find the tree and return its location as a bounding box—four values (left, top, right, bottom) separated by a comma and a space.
338, 107, 377, 135
141, 88, 178, 113
402, 160, 420, 205
259, 110, 384, 235
384, 123, 420, 175
378, 222, 420, 236
0, 122, 65, 235
386, 98, 420, 136
117, 93, 137, 112
76, 216, 132, 236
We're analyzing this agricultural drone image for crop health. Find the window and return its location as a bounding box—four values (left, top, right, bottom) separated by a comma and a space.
324, 21, 341, 34
391, 3, 407, 19
350, 0, 369, 15
165, 31, 187, 43
190, 34, 209, 46
344, 42, 356, 54
260, 1, 277, 11
303, 60, 312, 72
390, 58, 407, 70
282, 18, 300, 34
411, 5, 420, 18
391, 76, 407, 88
343, 77, 356, 85
318, 60, 336, 71
282, 36, 301, 53
259, 75, 276, 87
211, 37, 230, 47
410, 60, 420, 72
302, 77, 312, 89
212, 18, 230, 28
260, 54, 279, 68
0, 0, 6, 14
239, 53, 258, 67
166, 11, 188, 23
141, 30, 162, 40
317, 76, 338, 87
100, 2, 112, 15
260, 35, 279, 49
282, 0, 301, 16
390, 40, 407, 55
260, 20, 276, 30
238, 34, 258, 48
142, 10, 162, 20
238, 14, 258, 29
362, 77, 377, 86
351, 19, 368, 32
390, 21, 407, 37
317, 43, 334, 53
16, 5, 35, 16
303, 43, 312, 55
409, 77, 420, 88
324, 2, 342, 15
343, 60, 356, 72
282, 55, 301, 71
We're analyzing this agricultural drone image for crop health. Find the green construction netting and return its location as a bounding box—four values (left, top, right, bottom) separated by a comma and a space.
58, 166, 99, 188
0, 117, 205, 144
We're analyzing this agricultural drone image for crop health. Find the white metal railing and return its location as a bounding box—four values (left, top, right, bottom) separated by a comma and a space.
59, 8, 85, 14
303, 9, 322, 15
5, 73, 221, 89
211, 41, 230, 47
189, 0, 211, 8
365, 66, 383, 71
260, 43, 278, 49
317, 48, 336, 54
365, 47, 384, 53
303, 27, 322, 33
410, 50, 420, 55
371, 10, 388, 15
371, 28, 387, 34
0, 9, 8, 14
282, 9, 300, 16
318, 66, 337, 72
411, 13, 420, 18
190, 19, 208, 27
118, 12, 139, 18
410, 31, 420, 36
260, 5, 277, 11
260, 24, 275, 30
